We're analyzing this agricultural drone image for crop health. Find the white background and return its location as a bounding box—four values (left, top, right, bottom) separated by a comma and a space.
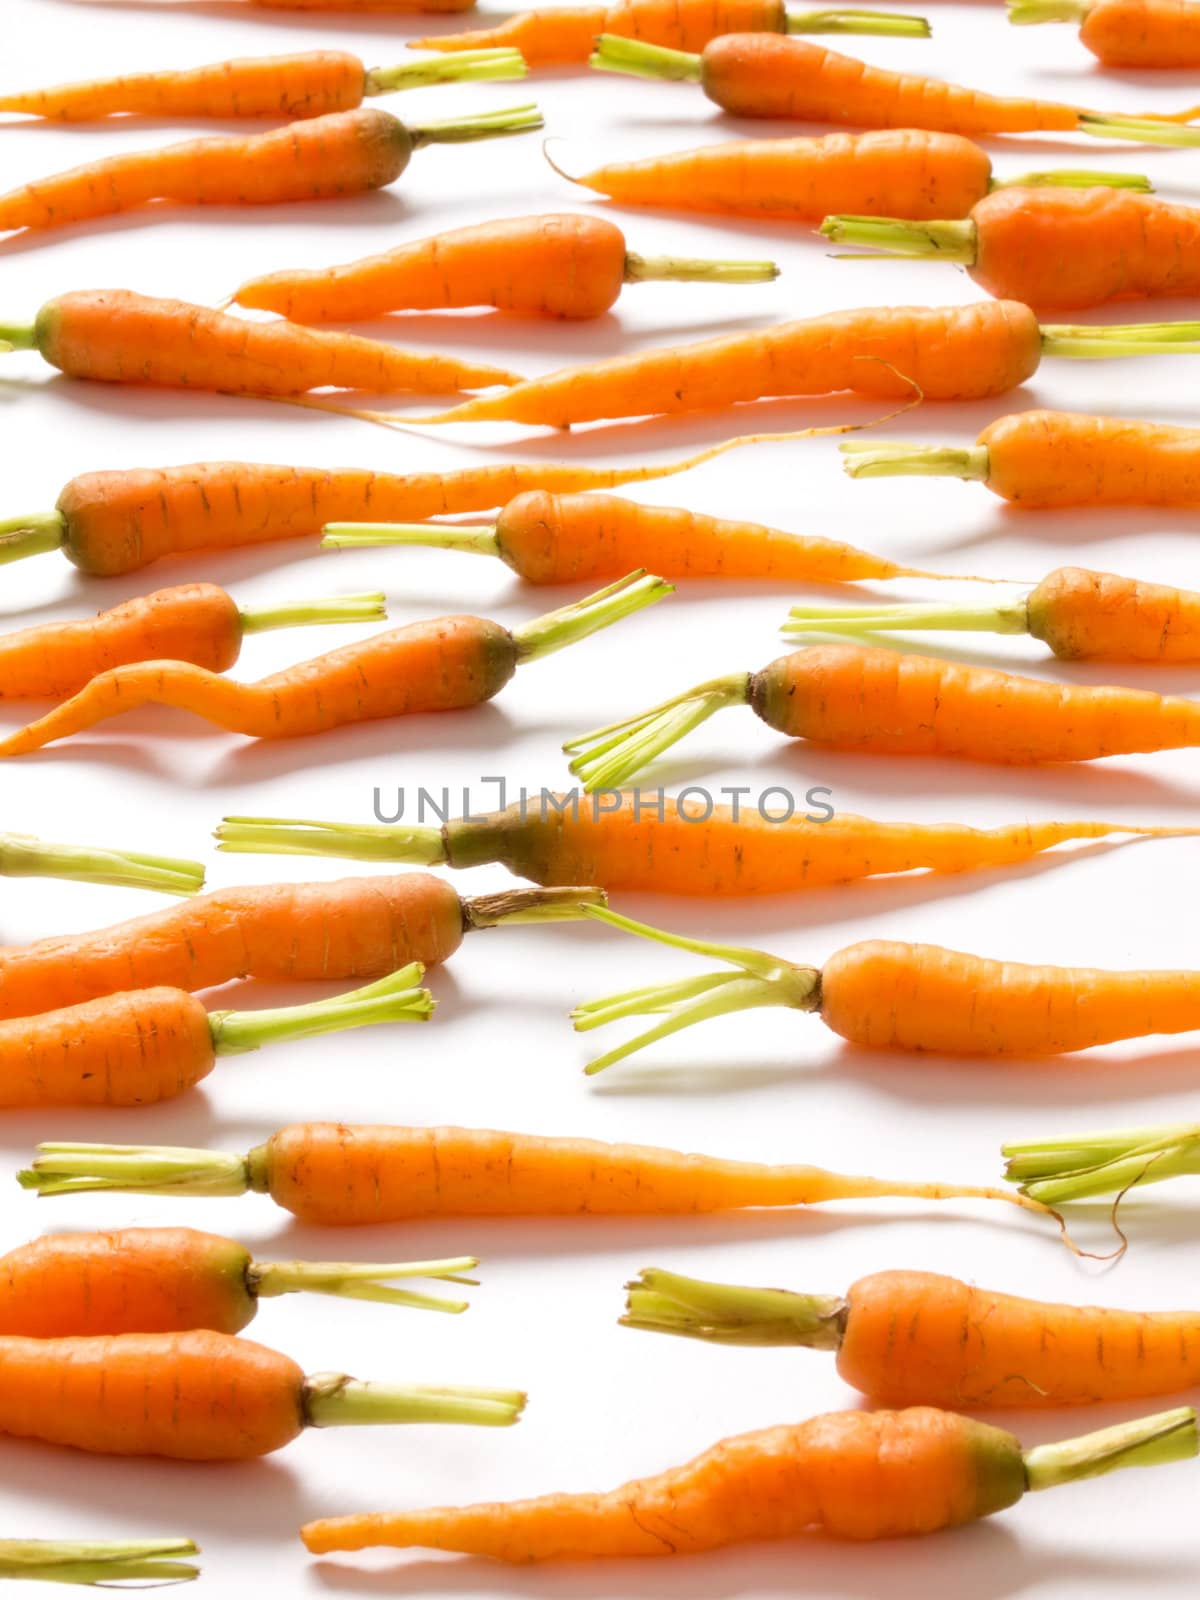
3, 1, 1200, 1592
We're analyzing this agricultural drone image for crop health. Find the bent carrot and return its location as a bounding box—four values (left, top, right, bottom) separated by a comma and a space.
232, 214, 778, 323
0, 49, 527, 123
0, 1228, 479, 1333
565, 641, 1200, 785
0, 834, 203, 896
589, 33, 1200, 138
301, 1405, 1196, 1557
625, 1266, 1200, 1407
1009, 0, 1200, 68
0, 584, 385, 700
0, 572, 669, 756
823, 188, 1200, 311
0, 876, 603, 1021
215, 799, 1200, 897
0, 105, 542, 236
0, 1539, 199, 1587
553, 128, 1151, 221
0, 1329, 523, 1460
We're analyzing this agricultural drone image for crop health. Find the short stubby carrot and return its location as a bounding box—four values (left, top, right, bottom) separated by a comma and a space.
1009, 0, 1200, 68
565, 641, 1200, 787
232, 214, 779, 323
0, 48, 527, 123
823, 188, 1200, 311
0, 965, 432, 1108
0, 583, 386, 700
0, 875, 603, 1021
301, 1404, 1197, 1558
0, 572, 669, 756
842, 410, 1200, 509
0, 105, 543, 236
0, 1227, 480, 1335
589, 32, 1200, 138
215, 798, 1200, 898
0, 1328, 524, 1461
624, 1266, 1200, 1408
556, 127, 1151, 222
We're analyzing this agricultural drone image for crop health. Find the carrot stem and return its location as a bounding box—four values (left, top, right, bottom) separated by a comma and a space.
463, 885, 607, 926
782, 598, 1029, 641
18, 1142, 254, 1199
786, 7, 930, 34
1003, 1122, 1200, 1203
992, 168, 1151, 190
820, 215, 977, 264
238, 592, 386, 635
1006, 0, 1091, 21
1042, 318, 1200, 357
564, 672, 750, 791
588, 35, 703, 81
304, 1377, 525, 1429
208, 963, 433, 1056
1079, 115, 1200, 148
0, 1537, 200, 1587
364, 50, 528, 95
0, 834, 204, 896
840, 442, 989, 481
511, 570, 674, 663
249, 1255, 480, 1315
623, 1267, 847, 1348
623, 253, 780, 285
406, 103, 544, 147
217, 814, 448, 867
0, 321, 36, 351
0, 510, 66, 564
322, 522, 501, 558
1024, 1409, 1198, 1489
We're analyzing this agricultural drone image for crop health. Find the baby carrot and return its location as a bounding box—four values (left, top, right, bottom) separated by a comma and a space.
552, 128, 1151, 221
0, 583, 385, 699
232, 214, 779, 323
565, 640, 1200, 784
1009, 0, 1200, 68
842, 410, 1200, 508
0, 965, 434, 1108
0, 572, 670, 755
0, 1539, 199, 1587
0, 833, 203, 896
215, 799, 1200, 897
0, 49, 527, 122
0, 876, 603, 1021
412, 0, 929, 66
589, 33, 1200, 140
0, 105, 543, 236
0, 1228, 479, 1333
624, 1265, 1200, 1407
1005, 1120, 1200, 1206
0, 1328, 523, 1460
824, 188, 1200, 311
302, 1405, 1196, 1557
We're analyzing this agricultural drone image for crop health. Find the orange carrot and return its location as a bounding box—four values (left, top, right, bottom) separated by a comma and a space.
1009, 0, 1200, 68
0, 105, 542, 236
0, 1228, 479, 1334
0, 834, 203, 897
589, 32, 1200, 138
0, 1539, 200, 1586
412, 0, 928, 66
552, 128, 1151, 221
625, 1265, 1200, 1407
216, 798, 1200, 897
249, 0, 476, 9
0, 572, 669, 756
232, 214, 778, 323
0, 49, 527, 122
824, 188, 1200, 311
0, 876, 603, 1021
0, 584, 386, 699
0, 1328, 523, 1461
301, 1405, 1196, 1557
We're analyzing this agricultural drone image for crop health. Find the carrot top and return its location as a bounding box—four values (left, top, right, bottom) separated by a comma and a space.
0, 833, 204, 895
208, 963, 434, 1055
0, 1538, 200, 1587
362, 49, 529, 93
1004, 1122, 1200, 1205
624, 1266, 847, 1347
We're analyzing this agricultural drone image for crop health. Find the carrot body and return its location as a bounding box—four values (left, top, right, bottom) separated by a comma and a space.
0, 875, 463, 1021
1026, 567, 1200, 661
256, 0, 473, 9
302, 1407, 1026, 1555
1079, 0, 1200, 66
982, 412, 1200, 507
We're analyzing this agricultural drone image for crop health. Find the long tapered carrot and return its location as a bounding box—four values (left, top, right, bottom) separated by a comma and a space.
215, 799, 1200, 897
0, 876, 604, 1022
301, 1404, 1197, 1557
589, 33, 1200, 138
0, 1328, 524, 1460
1008, 0, 1200, 67
0, 1228, 480, 1333
823, 188, 1200, 311
0, 584, 386, 699
0, 834, 203, 896
841, 410, 1200, 508
623, 1265, 1200, 1407
551, 128, 1150, 221
0, 1539, 200, 1587
0, 965, 434, 1108
232, 214, 778, 323
0, 572, 669, 756
565, 641, 1200, 786
0, 105, 542, 236
0, 49, 528, 122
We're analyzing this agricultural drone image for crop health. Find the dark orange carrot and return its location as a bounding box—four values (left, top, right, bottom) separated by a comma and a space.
1009, 0, 1200, 68
0, 1539, 200, 1586
301, 1405, 1196, 1557
0, 834, 203, 896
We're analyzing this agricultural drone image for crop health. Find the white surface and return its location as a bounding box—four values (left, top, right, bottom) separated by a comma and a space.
2, 2, 1200, 1593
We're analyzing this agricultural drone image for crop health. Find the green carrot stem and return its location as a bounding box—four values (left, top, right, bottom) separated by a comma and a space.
1024, 1408, 1197, 1490
1042, 316, 1200, 357
1078, 114, 1200, 148
216, 814, 449, 867
1006, 0, 1090, 21
0, 510, 66, 564
364, 49, 528, 95
0, 1537, 200, 1587
820, 215, 977, 264
511, 570, 674, 663
623, 1267, 847, 1348
238, 592, 386, 635
563, 672, 750, 792
303, 1377, 525, 1429
406, 103, 543, 147
1002, 1122, 1200, 1204
18, 1142, 254, 1200
249, 1255, 480, 1315
463, 885, 607, 927
840, 441, 990, 481
990, 168, 1151, 191
0, 321, 37, 351
589, 34, 703, 82
0, 833, 204, 896
207, 963, 433, 1056
623, 253, 780, 285
782, 598, 1029, 641
787, 7, 930, 34
322, 522, 501, 558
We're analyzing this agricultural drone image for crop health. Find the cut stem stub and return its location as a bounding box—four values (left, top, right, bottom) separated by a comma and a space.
783, 597, 1030, 645
365, 49, 528, 95
207, 964, 433, 1056
250, 1255, 480, 1315
1003, 1121, 1200, 1205
840, 441, 990, 482
303, 1376, 525, 1429
0, 1537, 200, 1587
512, 570, 673, 663
624, 1267, 847, 1347
0, 833, 204, 896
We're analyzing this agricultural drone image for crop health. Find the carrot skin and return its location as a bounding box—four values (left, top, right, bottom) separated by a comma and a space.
1080, 0, 1200, 66
980, 411, 1200, 508
1027, 567, 1200, 662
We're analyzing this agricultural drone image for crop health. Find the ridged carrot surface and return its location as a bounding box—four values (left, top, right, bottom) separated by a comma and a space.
1040, 0, 1200, 67
983, 412, 1200, 506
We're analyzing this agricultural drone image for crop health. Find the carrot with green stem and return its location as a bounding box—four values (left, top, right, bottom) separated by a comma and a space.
1005, 1121, 1200, 1208
0, 1539, 200, 1587
231, 214, 779, 324
1008, 0, 1200, 68
0, 49, 528, 123
0, 834, 203, 896
301, 1404, 1197, 1557
0, 571, 670, 756
0, 105, 543, 237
